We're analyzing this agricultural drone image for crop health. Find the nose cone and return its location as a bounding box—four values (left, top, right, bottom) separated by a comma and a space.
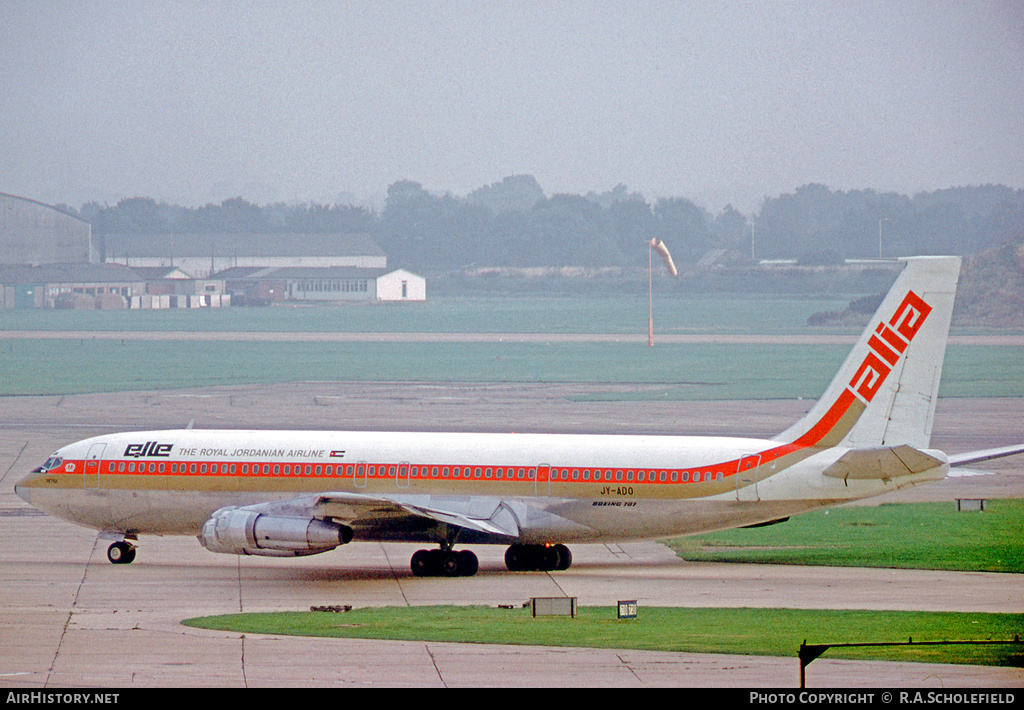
14, 477, 30, 504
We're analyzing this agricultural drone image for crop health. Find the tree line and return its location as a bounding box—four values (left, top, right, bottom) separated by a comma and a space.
60, 177, 1024, 272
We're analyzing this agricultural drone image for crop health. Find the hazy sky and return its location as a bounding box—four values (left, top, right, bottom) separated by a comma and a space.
3, 1, 1022, 214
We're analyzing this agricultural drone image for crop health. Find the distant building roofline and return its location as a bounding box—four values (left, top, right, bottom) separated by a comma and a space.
0, 192, 92, 225
102, 232, 384, 258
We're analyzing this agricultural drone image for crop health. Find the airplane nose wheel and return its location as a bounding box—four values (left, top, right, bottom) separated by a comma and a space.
106, 541, 136, 565
410, 548, 478, 577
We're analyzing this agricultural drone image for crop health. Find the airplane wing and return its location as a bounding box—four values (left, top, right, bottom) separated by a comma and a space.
314, 492, 522, 538
228, 491, 523, 539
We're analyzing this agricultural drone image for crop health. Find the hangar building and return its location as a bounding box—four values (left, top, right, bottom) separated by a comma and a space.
103, 232, 386, 278
0, 193, 94, 264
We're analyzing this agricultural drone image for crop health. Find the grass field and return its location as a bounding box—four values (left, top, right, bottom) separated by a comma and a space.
667, 500, 1024, 574
0, 294, 855, 335
182, 606, 1024, 667
2, 296, 1021, 396
1, 337, 1021, 398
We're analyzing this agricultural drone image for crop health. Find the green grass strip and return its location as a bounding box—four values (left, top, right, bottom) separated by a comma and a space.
183, 606, 1024, 667
666, 500, 1024, 574
1, 338, 1021, 398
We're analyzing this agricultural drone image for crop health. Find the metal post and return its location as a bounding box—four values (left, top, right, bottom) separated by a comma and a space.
648, 241, 654, 347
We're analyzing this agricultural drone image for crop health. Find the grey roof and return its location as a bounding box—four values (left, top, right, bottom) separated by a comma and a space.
214, 265, 388, 280
0, 263, 145, 284
0, 192, 91, 225
126, 266, 193, 280
103, 232, 384, 259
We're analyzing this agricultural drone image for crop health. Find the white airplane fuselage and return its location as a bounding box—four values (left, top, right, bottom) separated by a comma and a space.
16, 427, 947, 544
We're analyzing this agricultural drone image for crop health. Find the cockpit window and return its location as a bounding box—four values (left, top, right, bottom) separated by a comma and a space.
33, 456, 64, 473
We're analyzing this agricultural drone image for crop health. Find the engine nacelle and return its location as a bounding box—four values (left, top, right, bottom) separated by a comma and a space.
198, 508, 353, 557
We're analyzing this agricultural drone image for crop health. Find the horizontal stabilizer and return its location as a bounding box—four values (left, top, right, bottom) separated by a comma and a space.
947, 468, 994, 478
948, 443, 1024, 468
823, 445, 945, 482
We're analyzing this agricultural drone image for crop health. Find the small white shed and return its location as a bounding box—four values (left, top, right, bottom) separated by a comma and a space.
376, 268, 426, 301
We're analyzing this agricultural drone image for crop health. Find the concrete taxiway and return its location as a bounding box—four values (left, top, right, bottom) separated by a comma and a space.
1, 383, 1022, 687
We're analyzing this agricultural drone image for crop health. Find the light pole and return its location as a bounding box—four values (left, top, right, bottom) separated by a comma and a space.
879, 218, 888, 259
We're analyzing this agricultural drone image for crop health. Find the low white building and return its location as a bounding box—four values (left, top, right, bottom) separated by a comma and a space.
376, 268, 426, 301
216, 266, 425, 304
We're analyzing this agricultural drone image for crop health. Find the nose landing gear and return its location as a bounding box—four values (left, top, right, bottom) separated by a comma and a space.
106, 540, 137, 564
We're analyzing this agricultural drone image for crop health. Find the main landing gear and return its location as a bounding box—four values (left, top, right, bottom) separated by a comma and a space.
410, 548, 479, 577
106, 540, 137, 565
504, 543, 572, 572
409, 543, 574, 577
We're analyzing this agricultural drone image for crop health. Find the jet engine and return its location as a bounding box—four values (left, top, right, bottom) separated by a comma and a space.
198, 507, 353, 557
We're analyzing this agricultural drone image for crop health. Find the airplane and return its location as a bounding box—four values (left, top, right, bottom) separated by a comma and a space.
15, 256, 1024, 577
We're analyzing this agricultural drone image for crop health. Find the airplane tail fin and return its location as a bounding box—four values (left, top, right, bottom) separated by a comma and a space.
775, 256, 961, 450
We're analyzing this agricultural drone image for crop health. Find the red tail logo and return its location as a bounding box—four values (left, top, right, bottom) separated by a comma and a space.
847, 291, 932, 404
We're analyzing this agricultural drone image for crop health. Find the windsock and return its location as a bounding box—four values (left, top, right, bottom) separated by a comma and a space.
650, 238, 678, 276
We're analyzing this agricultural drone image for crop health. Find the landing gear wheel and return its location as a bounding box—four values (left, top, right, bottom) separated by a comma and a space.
504, 544, 572, 572
411, 549, 438, 576
456, 549, 478, 577
552, 544, 572, 570
410, 548, 478, 577
504, 544, 528, 571
107, 541, 136, 565
441, 552, 462, 577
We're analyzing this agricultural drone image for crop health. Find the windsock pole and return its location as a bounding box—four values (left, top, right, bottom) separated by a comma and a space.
648, 241, 654, 346
648, 238, 677, 346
